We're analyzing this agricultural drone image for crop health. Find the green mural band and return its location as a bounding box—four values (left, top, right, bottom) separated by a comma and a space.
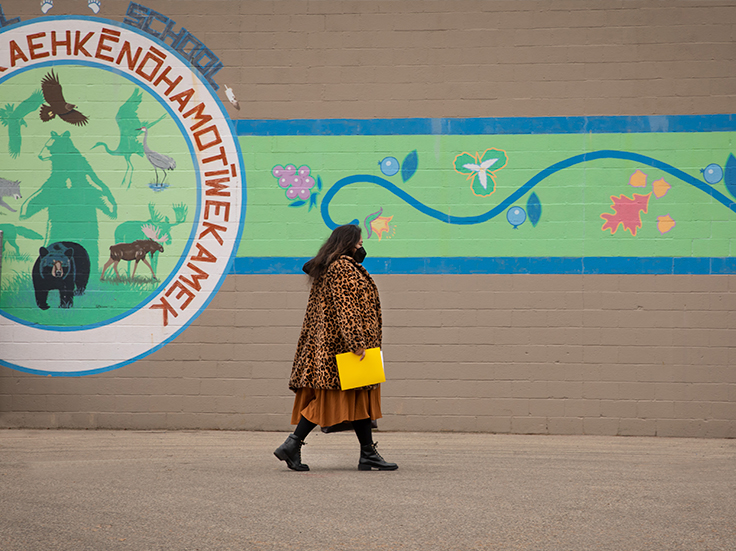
234, 116, 736, 274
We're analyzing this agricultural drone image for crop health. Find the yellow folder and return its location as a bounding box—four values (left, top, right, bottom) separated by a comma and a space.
336, 347, 385, 391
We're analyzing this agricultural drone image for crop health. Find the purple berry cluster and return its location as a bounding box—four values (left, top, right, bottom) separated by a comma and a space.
273, 164, 315, 200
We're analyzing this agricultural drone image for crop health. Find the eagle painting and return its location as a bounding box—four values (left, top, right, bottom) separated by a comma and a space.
0, 89, 44, 158
39, 70, 89, 126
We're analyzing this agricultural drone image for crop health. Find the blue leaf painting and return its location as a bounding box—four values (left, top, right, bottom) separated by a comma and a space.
527, 192, 542, 227
316, 175, 323, 191
401, 150, 418, 182
308, 192, 319, 211
289, 200, 307, 208
724, 153, 736, 201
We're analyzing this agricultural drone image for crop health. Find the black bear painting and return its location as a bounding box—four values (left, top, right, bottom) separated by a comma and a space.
32, 241, 90, 310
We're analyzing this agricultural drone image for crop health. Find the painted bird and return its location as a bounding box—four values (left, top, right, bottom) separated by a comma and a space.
0, 89, 44, 158
138, 126, 176, 184
39, 70, 89, 126
92, 88, 166, 188
224, 85, 240, 110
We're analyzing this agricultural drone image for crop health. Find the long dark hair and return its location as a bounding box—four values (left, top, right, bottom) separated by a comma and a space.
303, 224, 361, 280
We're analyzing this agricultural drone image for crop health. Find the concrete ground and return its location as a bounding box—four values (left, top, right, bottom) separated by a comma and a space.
0, 430, 734, 551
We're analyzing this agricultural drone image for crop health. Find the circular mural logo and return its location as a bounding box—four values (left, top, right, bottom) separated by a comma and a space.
0, 17, 244, 375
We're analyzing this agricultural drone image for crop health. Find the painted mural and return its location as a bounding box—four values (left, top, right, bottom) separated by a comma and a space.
0, 6, 244, 375
1, 2, 734, 376
235, 122, 736, 273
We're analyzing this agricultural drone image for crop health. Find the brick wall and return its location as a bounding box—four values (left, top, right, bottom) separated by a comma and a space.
1, 0, 735, 436
3, 274, 735, 436
213, 0, 735, 119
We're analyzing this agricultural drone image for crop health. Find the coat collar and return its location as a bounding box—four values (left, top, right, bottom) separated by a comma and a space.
337, 254, 373, 279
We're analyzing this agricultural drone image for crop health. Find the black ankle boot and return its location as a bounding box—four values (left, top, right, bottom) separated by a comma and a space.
274, 434, 309, 471
359, 442, 398, 471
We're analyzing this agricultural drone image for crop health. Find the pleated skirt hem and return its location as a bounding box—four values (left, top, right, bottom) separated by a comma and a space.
290, 386, 382, 427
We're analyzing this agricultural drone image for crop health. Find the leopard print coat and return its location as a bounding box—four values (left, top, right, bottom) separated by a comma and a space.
289, 255, 382, 391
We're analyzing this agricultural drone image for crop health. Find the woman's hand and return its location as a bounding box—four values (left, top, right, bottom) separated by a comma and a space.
354, 348, 366, 361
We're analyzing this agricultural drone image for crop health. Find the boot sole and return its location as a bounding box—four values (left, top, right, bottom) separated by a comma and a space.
358, 463, 398, 471
274, 450, 309, 471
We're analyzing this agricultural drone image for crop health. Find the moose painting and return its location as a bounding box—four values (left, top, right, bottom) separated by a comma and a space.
101, 226, 166, 281
113, 202, 187, 275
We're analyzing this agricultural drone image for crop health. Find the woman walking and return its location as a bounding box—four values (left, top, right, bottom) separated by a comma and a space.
274, 224, 397, 472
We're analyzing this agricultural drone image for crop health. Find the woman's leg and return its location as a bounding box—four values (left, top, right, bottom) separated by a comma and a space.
294, 416, 317, 441
352, 418, 373, 447
353, 418, 398, 471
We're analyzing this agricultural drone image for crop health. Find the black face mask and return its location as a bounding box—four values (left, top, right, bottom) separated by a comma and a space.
352, 246, 367, 263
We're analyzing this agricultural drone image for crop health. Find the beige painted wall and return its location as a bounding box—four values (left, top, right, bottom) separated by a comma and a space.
2, 274, 735, 437
1, 0, 735, 436
3, 0, 730, 119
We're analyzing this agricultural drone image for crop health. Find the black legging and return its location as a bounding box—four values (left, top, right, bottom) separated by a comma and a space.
351, 418, 373, 447
294, 416, 316, 440
294, 415, 373, 447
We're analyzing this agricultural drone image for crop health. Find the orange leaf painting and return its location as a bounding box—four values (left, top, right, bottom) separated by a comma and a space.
600, 193, 651, 236
629, 169, 647, 188
657, 214, 676, 234
652, 178, 671, 198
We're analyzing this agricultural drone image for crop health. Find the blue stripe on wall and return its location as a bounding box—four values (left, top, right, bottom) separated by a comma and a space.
232, 257, 736, 275
236, 114, 736, 136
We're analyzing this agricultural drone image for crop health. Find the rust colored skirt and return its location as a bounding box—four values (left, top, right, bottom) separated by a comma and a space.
290, 386, 382, 427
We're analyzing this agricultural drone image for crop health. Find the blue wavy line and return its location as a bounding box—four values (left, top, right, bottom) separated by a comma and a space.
321, 150, 736, 229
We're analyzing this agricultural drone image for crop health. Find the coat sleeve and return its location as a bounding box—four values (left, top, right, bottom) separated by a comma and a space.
327, 260, 366, 353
